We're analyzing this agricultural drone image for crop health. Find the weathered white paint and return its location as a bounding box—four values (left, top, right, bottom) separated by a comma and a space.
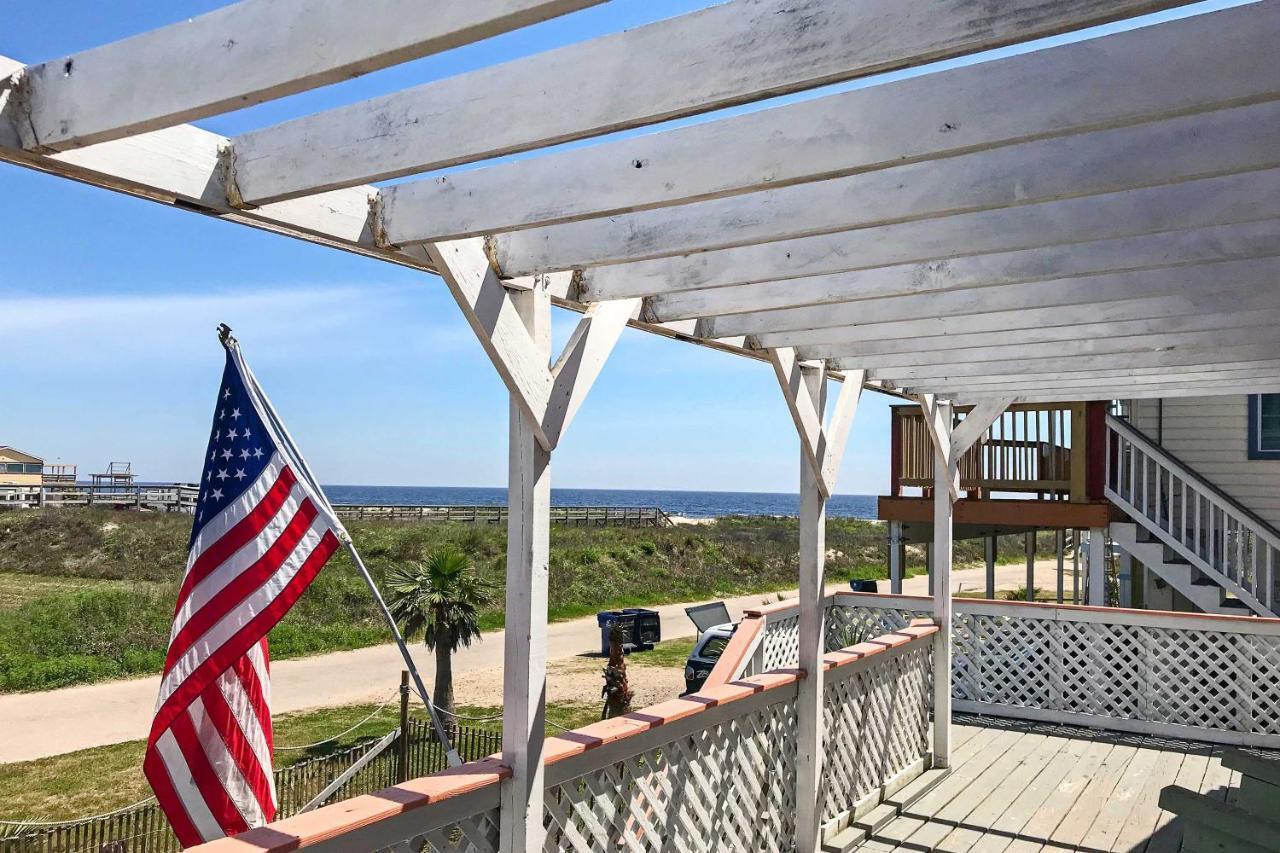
541, 298, 641, 448
642, 220, 1280, 321
702, 257, 1280, 339
379, 1, 1280, 244
911, 366, 1280, 396
795, 365, 828, 853
805, 326, 1280, 369
757, 306, 1280, 357
227, 0, 1197, 205
572, 168, 1280, 293
496, 106, 1280, 277
502, 282, 552, 852
925, 398, 956, 767
424, 240, 555, 450
6, 0, 602, 152
1087, 529, 1107, 606
878, 344, 1280, 383
957, 382, 1280, 403
1129, 396, 1280, 530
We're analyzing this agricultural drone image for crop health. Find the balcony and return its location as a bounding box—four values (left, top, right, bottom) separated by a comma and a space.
189, 596, 1280, 853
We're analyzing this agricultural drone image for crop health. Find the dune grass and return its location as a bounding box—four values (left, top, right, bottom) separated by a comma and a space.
0, 508, 1049, 692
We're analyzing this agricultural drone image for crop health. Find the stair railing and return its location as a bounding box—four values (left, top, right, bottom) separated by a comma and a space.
1106, 414, 1279, 615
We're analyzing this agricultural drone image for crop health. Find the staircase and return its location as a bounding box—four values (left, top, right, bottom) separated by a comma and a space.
1105, 415, 1279, 617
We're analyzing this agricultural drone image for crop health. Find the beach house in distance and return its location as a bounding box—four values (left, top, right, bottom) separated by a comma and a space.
882, 394, 1280, 617
0, 446, 43, 486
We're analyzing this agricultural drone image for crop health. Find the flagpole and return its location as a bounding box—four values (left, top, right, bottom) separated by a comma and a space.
218, 325, 462, 768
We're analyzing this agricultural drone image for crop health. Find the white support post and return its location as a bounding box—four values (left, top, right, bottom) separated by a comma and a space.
795, 364, 828, 853
765, 354, 863, 853
918, 394, 1009, 769
889, 521, 904, 594
930, 401, 956, 769
1025, 531, 1036, 602
1118, 550, 1134, 608
984, 536, 996, 600
501, 281, 552, 853
1088, 527, 1108, 605
1056, 530, 1066, 604
1073, 529, 1082, 603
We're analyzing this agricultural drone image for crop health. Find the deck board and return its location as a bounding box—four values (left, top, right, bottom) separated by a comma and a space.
855, 717, 1242, 853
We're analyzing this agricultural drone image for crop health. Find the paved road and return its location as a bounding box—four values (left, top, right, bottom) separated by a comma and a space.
0, 562, 1043, 763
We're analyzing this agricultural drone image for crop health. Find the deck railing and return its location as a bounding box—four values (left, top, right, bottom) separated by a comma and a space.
187, 625, 938, 853
893, 402, 1094, 498
824, 592, 1280, 749
1106, 413, 1280, 614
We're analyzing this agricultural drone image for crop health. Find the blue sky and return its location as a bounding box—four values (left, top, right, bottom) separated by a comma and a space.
0, 0, 1247, 493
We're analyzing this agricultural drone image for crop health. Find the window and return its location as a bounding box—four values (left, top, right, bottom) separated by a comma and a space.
698, 636, 730, 661
2, 463, 24, 474
1248, 394, 1280, 459
24, 464, 42, 474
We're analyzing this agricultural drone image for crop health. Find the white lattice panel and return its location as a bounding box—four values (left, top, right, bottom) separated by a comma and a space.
820, 642, 931, 825
824, 606, 918, 652
837, 600, 1280, 745
542, 698, 798, 851
761, 614, 800, 672
374, 808, 501, 853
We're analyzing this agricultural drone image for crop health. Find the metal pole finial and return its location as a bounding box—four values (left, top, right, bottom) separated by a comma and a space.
217, 323, 236, 348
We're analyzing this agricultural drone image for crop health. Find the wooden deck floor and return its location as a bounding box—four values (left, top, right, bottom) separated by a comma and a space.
857, 715, 1244, 853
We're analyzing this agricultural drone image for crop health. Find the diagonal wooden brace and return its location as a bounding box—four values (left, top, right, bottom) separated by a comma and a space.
426, 238, 635, 452
918, 394, 1015, 501
767, 347, 864, 497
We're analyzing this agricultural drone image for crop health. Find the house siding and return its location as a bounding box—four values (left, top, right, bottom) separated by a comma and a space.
1128, 396, 1280, 529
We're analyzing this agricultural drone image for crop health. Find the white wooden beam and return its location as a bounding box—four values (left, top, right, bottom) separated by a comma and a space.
5, 0, 602, 153
424, 239, 556, 451
576, 171, 1280, 300
379, 1, 1280, 244
795, 363, 828, 853
541, 298, 641, 448
768, 350, 830, 499
927, 399, 955, 768
904, 360, 1280, 388
701, 257, 1280, 340
640, 220, 1280, 322
872, 343, 1280, 383
495, 104, 1280, 277
803, 326, 1280, 369
950, 399, 1012, 459
947, 379, 1280, 403
914, 366, 1280, 395
501, 282, 552, 852
226, 0, 1197, 206
821, 373, 864, 490
759, 306, 1280, 357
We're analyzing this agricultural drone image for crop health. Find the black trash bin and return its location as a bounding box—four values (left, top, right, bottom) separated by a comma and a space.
849, 579, 879, 593
596, 608, 661, 654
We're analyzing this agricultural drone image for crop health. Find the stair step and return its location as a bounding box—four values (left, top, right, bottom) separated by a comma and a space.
823, 769, 951, 853
821, 825, 868, 853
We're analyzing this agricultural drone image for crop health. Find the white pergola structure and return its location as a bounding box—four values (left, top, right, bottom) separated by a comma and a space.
5, 1, 1280, 849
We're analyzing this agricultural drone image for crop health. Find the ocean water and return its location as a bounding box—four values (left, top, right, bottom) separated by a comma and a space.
323, 485, 878, 520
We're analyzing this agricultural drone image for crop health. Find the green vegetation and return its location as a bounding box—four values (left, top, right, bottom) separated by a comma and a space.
0, 508, 1049, 693
387, 547, 497, 715
629, 638, 697, 670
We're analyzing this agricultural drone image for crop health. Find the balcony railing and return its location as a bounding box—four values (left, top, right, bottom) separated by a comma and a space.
891, 402, 1108, 501
191, 624, 938, 853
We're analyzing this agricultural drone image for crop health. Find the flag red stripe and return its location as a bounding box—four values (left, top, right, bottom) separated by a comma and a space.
231, 651, 273, 759
201, 679, 275, 821
143, 748, 204, 848
176, 466, 298, 611
170, 710, 251, 837
151, 531, 340, 740
163, 498, 319, 674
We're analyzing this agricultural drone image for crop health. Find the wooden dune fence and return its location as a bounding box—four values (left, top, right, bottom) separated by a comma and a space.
0, 721, 501, 853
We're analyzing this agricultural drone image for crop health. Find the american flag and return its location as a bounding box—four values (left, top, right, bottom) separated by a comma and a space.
144, 337, 343, 847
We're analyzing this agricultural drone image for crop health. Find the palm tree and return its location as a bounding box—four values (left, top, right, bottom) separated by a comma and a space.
386, 547, 495, 718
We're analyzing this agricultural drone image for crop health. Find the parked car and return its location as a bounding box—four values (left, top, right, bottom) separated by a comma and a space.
682, 622, 735, 695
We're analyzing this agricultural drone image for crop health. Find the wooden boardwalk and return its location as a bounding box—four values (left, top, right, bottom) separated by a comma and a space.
856, 715, 1245, 853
